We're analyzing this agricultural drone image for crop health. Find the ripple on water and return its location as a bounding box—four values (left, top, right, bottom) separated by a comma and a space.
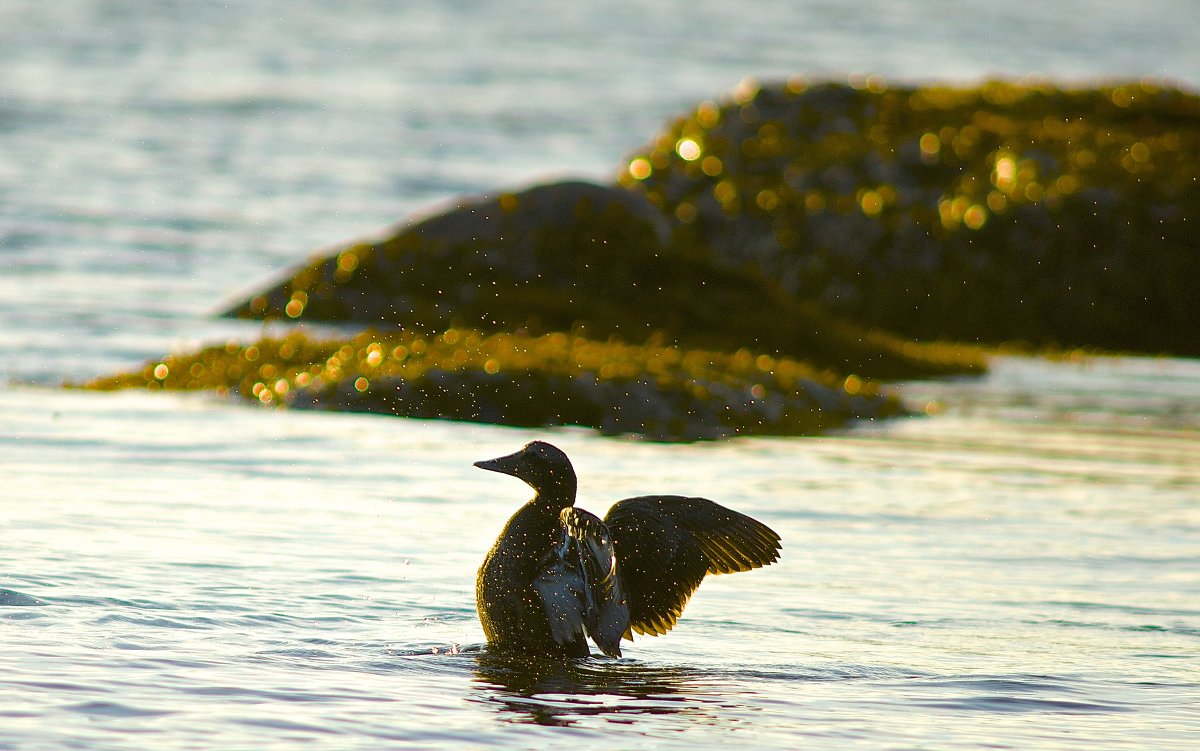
903, 674, 1136, 714
465, 652, 741, 729
65, 700, 177, 719
1045, 600, 1200, 618
92, 613, 224, 630
0, 589, 47, 607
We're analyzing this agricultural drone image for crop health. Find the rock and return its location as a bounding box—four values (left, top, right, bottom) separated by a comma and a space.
621, 78, 1200, 355
224, 179, 983, 380
82, 328, 904, 442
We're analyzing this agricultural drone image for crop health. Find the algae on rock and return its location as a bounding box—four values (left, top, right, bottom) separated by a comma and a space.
84, 328, 903, 442
620, 77, 1200, 355
224, 180, 983, 380
101, 76, 1197, 440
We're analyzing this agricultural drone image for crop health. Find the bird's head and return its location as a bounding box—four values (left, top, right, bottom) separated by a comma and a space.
474, 440, 577, 501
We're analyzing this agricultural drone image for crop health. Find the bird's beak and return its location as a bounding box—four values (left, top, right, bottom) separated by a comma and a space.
473, 449, 524, 477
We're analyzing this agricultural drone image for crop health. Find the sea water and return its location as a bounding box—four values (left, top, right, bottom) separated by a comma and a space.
2, 1, 1198, 748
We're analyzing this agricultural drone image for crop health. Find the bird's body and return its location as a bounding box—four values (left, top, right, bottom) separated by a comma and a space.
474, 441, 781, 658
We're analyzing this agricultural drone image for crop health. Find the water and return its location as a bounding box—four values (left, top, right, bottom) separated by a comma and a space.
4, 359, 1199, 749
2, 1, 1198, 749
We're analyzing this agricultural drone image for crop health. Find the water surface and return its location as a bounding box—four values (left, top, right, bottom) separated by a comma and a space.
5, 356, 1198, 749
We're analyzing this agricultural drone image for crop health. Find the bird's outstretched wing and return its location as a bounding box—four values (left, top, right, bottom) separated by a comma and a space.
604, 495, 781, 638
532, 507, 629, 657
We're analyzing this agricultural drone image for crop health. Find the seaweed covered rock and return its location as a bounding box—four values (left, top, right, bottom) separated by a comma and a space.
228, 181, 669, 327
225, 180, 982, 379
83, 329, 903, 441
620, 77, 1200, 355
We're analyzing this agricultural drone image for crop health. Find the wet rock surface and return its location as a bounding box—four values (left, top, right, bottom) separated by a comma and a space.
622, 77, 1200, 355
84, 329, 903, 442
95, 77, 1196, 439
224, 180, 982, 380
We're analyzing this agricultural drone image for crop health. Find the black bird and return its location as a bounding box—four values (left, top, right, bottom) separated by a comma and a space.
474, 440, 781, 658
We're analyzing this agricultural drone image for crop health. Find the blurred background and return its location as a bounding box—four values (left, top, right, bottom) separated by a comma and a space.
3, 0, 1198, 384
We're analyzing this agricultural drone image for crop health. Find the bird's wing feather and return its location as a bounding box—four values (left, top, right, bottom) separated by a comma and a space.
531, 507, 629, 657
604, 495, 781, 638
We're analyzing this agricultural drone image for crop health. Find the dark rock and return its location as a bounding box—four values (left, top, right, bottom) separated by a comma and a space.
84, 329, 905, 443
622, 78, 1200, 355
224, 179, 982, 380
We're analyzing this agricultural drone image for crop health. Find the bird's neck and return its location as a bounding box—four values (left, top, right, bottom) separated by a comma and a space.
532, 471, 577, 510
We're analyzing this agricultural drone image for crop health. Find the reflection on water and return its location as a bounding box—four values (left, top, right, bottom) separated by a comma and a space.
471, 651, 726, 727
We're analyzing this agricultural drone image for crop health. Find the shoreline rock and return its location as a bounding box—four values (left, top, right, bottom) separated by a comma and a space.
223, 180, 983, 381
82, 329, 905, 442
91, 76, 1195, 440
621, 77, 1200, 355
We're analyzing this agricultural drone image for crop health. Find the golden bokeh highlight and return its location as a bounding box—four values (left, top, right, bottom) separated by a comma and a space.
963, 204, 987, 230
675, 138, 702, 161
498, 193, 519, 212
335, 249, 360, 282
627, 157, 652, 180
695, 101, 721, 129
843, 374, 862, 395
674, 202, 698, 223
859, 190, 883, 216
755, 189, 779, 212
919, 133, 941, 159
